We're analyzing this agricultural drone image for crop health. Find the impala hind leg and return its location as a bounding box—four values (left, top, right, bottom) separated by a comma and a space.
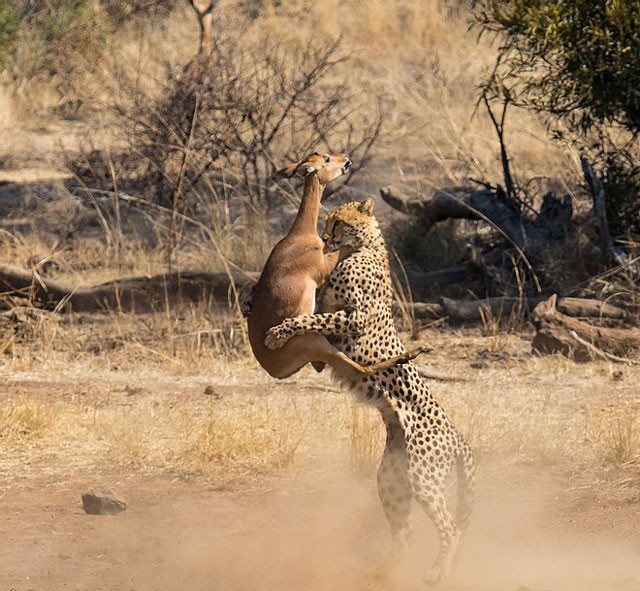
280, 334, 427, 381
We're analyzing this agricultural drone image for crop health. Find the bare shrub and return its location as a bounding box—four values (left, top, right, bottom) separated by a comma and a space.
68, 31, 384, 268
131, 34, 382, 206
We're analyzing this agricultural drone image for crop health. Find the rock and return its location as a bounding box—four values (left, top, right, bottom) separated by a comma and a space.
469, 361, 488, 370
204, 385, 221, 399
81, 493, 126, 515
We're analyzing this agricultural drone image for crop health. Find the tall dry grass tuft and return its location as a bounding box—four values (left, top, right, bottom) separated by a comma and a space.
594, 407, 639, 468
183, 404, 303, 486
390, 249, 420, 338
0, 397, 60, 442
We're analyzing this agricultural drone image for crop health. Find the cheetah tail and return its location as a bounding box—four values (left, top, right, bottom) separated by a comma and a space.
455, 438, 475, 531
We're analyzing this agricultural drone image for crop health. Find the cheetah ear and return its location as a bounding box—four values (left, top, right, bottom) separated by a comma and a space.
358, 197, 375, 216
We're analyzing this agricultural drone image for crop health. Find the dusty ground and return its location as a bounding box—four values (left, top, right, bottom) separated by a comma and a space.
1, 328, 639, 591
2, 463, 639, 591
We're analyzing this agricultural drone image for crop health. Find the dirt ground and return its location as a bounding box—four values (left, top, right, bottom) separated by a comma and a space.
1, 335, 639, 591
2, 466, 639, 591
2, 441, 639, 591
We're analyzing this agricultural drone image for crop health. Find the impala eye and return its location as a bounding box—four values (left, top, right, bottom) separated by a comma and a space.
324, 154, 331, 163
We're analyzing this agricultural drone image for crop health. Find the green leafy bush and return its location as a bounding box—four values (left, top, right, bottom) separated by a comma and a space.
476, 0, 640, 134
476, 0, 640, 237
0, 0, 19, 70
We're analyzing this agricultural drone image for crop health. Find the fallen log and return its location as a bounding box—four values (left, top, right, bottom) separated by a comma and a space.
396, 296, 628, 323
556, 297, 628, 320
393, 301, 446, 320
0, 264, 257, 313
440, 296, 530, 322
380, 185, 572, 251
440, 296, 627, 323
531, 294, 640, 362
409, 266, 476, 299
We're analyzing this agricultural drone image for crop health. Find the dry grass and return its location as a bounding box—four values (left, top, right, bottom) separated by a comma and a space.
348, 402, 385, 477
3, 303, 247, 374
0, 396, 60, 442
0, 387, 304, 489
2, 317, 639, 501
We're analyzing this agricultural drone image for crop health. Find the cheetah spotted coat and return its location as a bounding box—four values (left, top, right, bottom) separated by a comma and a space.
266, 199, 475, 583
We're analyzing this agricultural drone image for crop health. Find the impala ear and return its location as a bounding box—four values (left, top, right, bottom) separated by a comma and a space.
274, 158, 318, 179
274, 161, 299, 179
358, 197, 375, 216
548, 293, 558, 311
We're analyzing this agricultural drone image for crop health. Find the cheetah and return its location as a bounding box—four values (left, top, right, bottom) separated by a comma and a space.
265, 198, 475, 584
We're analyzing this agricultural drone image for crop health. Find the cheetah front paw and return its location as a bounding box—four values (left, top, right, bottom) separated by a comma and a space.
264, 325, 290, 349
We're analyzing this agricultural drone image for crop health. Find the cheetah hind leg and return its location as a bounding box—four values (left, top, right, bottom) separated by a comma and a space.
424, 528, 462, 585
418, 494, 462, 585
372, 416, 413, 584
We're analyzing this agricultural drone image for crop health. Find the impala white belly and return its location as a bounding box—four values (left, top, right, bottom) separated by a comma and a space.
299, 280, 317, 316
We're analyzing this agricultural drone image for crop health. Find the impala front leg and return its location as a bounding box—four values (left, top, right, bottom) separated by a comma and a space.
264, 309, 365, 350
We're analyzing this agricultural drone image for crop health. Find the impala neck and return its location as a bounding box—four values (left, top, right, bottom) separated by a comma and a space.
290, 174, 325, 235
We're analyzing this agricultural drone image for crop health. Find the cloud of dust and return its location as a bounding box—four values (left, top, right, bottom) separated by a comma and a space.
10, 465, 638, 591
86, 465, 640, 591
448, 467, 640, 591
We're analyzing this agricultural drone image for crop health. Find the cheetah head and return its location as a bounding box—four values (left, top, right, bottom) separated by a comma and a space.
322, 197, 377, 253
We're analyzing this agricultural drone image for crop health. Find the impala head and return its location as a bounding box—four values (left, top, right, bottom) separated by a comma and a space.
275, 152, 352, 185
322, 198, 377, 253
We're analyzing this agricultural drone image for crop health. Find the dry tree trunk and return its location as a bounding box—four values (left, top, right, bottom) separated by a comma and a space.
580, 156, 614, 266
190, 0, 216, 57
380, 186, 572, 251
531, 294, 640, 362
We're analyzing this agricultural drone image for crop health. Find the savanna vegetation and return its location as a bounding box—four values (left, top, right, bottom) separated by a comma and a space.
0, 3, 638, 588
